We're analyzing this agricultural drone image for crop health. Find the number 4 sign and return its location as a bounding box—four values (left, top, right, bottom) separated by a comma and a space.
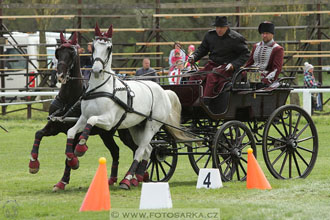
196, 168, 223, 189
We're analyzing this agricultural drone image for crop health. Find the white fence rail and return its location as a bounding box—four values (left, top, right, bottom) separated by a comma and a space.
291, 88, 330, 115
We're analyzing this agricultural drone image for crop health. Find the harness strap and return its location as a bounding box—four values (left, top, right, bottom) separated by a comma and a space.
82, 92, 134, 113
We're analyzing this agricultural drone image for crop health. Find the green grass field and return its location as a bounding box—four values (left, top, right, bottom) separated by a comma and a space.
0, 104, 330, 220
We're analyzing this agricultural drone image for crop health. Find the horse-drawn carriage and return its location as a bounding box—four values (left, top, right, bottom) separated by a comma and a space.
147, 68, 318, 182
29, 25, 318, 190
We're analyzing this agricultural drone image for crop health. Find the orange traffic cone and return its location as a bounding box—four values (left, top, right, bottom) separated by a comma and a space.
79, 157, 111, 211
246, 148, 272, 190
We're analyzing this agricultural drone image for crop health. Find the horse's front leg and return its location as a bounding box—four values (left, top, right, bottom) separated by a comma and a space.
66, 118, 86, 169
53, 133, 80, 192
29, 122, 61, 174
74, 115, 113, 157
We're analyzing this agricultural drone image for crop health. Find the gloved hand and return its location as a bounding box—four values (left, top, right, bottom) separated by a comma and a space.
225, 63, 233, 71
188, 55, 195, 63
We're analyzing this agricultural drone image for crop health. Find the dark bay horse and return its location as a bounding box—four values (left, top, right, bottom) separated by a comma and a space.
28, 32, 138, 191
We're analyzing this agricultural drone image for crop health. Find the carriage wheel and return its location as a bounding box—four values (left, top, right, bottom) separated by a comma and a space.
147, 129, 178, 182
187, 119, 220, 175
212, 121, 256, 182
262, 105, 318, 179
188, 142, 214, 175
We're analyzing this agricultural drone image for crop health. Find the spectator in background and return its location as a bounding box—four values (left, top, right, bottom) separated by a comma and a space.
50, 56, 58, 87
79, 44, 93, 87
304, 62, 322, 110
170, 49, 183, 71
168, 42, 185, 67
168, 59, 184, 85
185, 44, 197, 70
136, 58, 159, 83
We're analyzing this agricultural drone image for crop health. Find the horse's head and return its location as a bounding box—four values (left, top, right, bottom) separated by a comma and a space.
92, 23, 113, 78
55, 32, 80, 84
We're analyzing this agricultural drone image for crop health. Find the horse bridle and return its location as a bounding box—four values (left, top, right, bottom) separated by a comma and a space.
55, 46, 78, 82
92, 39, 113, 72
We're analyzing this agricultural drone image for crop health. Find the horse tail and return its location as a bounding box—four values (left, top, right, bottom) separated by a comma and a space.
164, 90, 194, 141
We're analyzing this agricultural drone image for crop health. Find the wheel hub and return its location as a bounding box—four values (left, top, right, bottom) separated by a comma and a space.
151, 146, 168, 162
287, 139, 297, 152
231, 148, 242, 160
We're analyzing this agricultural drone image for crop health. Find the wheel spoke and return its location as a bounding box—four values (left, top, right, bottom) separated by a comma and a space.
241, 157, 247, 164
267, 135, 286, 144
159, 162, 167, 177
271, 148, 287, 166
219, 141, 231, 151
150, 162, 155, 180
292, 113, 302, 136
295, 149, 309, 167
292, 151, 301, 176
238, 160, 247, 176
223, 159, 232, 176
203, 154, 212, 168
281, 114, 289, 137
268, 144, 286, 153
271, 121, 286, 139
222, 133, 234, 149
296, 136, 314, 143
289, 110, 292, 135
289, 153, 292, 178
155, 161, 160, 181
195, 149, 210, 163
239, 141, 251, 150
219, 156, 231, 166
236, 162, 240, 180
279, 151, 289, 175
296, 123, 309, 139
163, 160, 173, 168
297, 145, 314, 153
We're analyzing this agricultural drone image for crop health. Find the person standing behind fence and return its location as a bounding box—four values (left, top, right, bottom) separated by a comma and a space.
304, 62, 322, 110
244, 21, 284, 86
168, 42, 185, 67
135, 58, 159, 83
168, 59, 184, 85
50, 56, 58, 87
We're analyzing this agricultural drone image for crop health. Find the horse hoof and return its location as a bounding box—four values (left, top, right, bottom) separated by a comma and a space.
108, 177, 117, 185
74, 144, 88, 157
29, 159, 40, 174
143, 171, 150, 182
67, 157, 79, 170
130, 178, 139, 187
119, 179, 130, 190
53, 181, 66, 192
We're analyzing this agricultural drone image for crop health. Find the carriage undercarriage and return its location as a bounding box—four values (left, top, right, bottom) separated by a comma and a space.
147, 69, 318, 183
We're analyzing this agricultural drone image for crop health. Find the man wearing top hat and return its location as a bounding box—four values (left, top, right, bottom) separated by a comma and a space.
188, 16, 250, 98
244, 21, 284, 85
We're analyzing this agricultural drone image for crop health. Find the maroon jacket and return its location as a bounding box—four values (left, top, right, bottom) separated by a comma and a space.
245, 40, 284, 84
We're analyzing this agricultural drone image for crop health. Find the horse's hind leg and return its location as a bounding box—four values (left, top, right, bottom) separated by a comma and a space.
29, 122, 62, 174
119, 124, 158, 190
99, 131, 120, 185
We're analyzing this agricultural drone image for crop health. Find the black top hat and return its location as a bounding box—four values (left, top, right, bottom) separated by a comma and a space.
212, 16, 229, 27
258, 22, 275, 34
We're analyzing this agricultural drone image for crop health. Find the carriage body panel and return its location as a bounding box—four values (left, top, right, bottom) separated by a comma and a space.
162, 84, 291, 121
